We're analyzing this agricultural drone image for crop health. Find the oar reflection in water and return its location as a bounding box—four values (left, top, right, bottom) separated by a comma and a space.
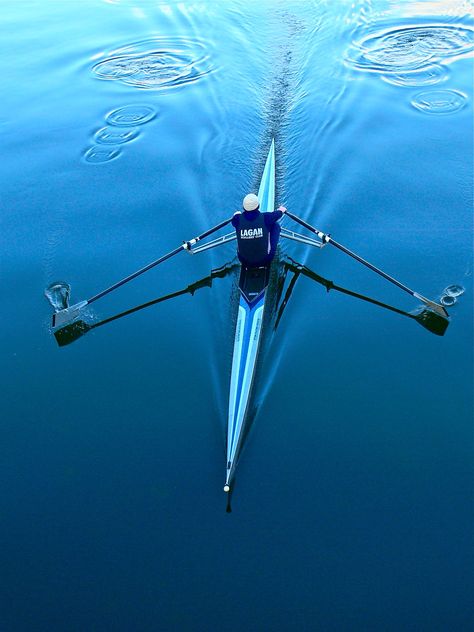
273, 257, 449, 337
50, 254, 449, 513
53, 261, 240, 347
53, 254, 448, 349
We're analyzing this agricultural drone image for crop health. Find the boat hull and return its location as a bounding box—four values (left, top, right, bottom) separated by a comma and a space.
224, 139, 276, 492
225, 266, 270, 490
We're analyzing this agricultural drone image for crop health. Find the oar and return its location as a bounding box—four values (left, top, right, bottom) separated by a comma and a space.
286, 211, 448, 318
53, 262, 240, 347
52, 218, 232, 328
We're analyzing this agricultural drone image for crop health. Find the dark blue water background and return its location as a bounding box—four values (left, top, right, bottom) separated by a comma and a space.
1, 1, 473, 630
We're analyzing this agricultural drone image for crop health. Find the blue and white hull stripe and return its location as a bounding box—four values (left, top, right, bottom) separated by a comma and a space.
225, 293, 265, 488
224, 138, 275, 492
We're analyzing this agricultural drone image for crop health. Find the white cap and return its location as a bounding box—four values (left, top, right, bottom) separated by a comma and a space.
243, 193, 259, 211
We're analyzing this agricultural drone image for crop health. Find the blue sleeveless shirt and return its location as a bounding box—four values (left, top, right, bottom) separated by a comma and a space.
232, 209, 283, 267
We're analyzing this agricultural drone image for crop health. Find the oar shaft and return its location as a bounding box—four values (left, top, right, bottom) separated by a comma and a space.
325, 238, 416, 299
88, 245, 183, 305
87, 217, 232, 305
286, 211, 425, 302
193, 217, 233, 243
285, 211, 325, 239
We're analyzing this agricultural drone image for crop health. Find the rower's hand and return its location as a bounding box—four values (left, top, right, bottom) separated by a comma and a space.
277, 206, 287, 213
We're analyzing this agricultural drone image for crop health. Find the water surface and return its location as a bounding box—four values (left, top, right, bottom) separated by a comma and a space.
1, 1, 473, 630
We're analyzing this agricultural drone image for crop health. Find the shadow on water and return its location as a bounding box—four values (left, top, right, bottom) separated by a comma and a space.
47, 252, 450, 512
45, 246, 452, 513
48, 254, 449, 349
50, 262, 240, 347
273, 257, 450, 337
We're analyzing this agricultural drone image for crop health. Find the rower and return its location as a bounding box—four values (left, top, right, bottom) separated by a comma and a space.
232, 193, 286, 268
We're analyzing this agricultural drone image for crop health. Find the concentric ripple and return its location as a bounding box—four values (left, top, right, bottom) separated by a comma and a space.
92, 37, 214, 90
381, 63, 449, 87
411, 89, 467, 114
105, 104, 156, 126
95, 126, 140, 144
440, 294, 457, 306
440, 284, 466, 306
443, 284, 465, 297
346, 23, 474, 76
83, 146, 122, 164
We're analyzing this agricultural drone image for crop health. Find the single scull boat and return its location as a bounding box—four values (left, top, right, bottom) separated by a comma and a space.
50, 138, 449, 502
224, 139, 275, 493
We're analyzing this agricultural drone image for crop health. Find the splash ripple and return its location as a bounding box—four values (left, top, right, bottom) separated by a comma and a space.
95, 126, 140, 145
346, 24, 474, 75
92, 37, 215, 90
83, 146, 122, 164
411, 88, 467, 114
105, 104, 157, 126
381, 63, 450, 87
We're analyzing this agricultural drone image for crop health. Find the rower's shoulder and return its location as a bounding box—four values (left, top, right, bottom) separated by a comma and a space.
264, 209, 283, 223
231, 211, 241, 226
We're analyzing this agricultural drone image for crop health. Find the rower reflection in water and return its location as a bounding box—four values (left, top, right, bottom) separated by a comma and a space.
232, 193, 286, 268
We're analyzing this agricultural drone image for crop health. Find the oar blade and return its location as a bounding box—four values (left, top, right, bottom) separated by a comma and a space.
413, 293, 448, 318
415, 309, 449, 336
51, 300, 88, 328
54, 320, 92, 346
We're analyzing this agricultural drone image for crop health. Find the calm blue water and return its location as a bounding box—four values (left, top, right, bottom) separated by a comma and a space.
1, 1, 473, 630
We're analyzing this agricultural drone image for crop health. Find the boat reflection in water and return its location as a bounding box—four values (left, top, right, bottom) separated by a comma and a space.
48, 254, 448, 508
